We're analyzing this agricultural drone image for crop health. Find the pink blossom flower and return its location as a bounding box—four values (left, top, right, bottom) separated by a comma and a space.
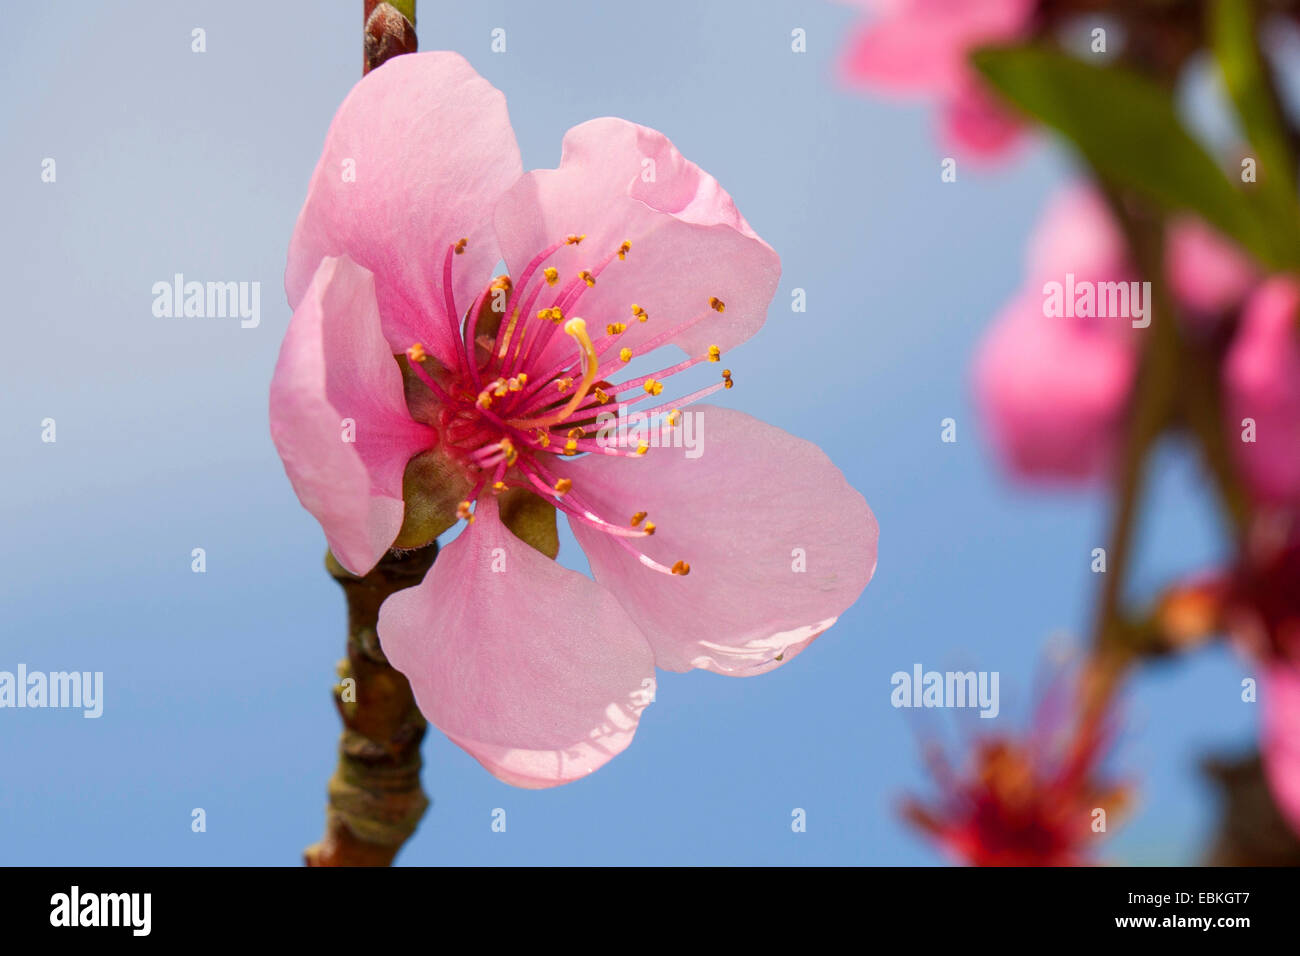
269, 52, 878, 787
1166, 215, 1258, 321
1263, 663, 1300, 837
974, 292, 1135, 480
973, 185, 1264, 485
836, 0, 1035, 160
1169, 517, 1300, 836
1224, 277, 1300, 505
973, 187, 1137, 481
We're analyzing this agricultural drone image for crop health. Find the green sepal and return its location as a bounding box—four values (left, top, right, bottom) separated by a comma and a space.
392, 448, 472, 550
324, 548, 358, 581
496, 488, 559, 559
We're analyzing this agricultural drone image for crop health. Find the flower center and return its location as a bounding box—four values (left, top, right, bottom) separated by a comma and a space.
403, 234, 734, 576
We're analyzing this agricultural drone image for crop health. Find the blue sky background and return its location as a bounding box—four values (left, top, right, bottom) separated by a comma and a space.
0, 0, 1263, 865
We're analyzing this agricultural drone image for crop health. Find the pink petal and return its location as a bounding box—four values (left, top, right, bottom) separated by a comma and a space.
1026, 185, 1131, 287
938, 78, 1024, 160
377, 496, 656, 788
837, 0, 1034, 95
286, 52, 523, 366
973, 292, 1136, 482
560, 406, 878, 676
491, 118, 780, 369
1166, 216, 1257, 319
837, 14, 971, 94
1224, 277, 1300, 504
269, 256, 434, 576
1262, 663, 1300, 838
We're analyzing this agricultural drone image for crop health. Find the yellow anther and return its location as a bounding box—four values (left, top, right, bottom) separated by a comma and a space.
642, 521, 656, 536
567, 427, 586, 439
516, 372, 528, 385
456, 500, 474, 522
543, 267, 559, 286
498, 438, 519, 465
617, 240, 631, 259
579, 270, 596, 287
492, 379, 509, 398
507, 376, 524, 392
643, 379, 664, 396
405, 342, 427, 363
722, 368, 734, 389
550, 307, 565, 322
635, 441, 649, 456
593, 387, 611, 405
554, 478, 573, 496
631, 304, 648, 322
491, 274, 512, 292
709, 296, 725, 312
557, 377, 574, 393
671, 560, 691, 576
619, 347, 633, 363
491, 481, 507, 493
563, 438, 579, 456
534, 429, 551, 448
606, 322, 627, 335
707, 345, 721, 363
630, 511, 647, 527
667, 409, 681, 426
454, 237, 468, 255
476, 391, 493, 409
566, 233, 586, 245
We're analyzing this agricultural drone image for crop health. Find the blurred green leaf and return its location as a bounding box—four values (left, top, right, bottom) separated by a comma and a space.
1210, 0, 1300, 263
973, 45, 1299, 270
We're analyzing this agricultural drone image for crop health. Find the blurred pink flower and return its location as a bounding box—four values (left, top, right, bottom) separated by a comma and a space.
974, 293, 1134, 480
1165, 515, 1300, 835
269, 52, 879, 787
974, 187, 1137, 482
1228, 520, 1300, 837
974, 186, 1267, 486
905, 672, 1127, 866
1263, 664, 1300, 837
1224, 277, 1300, 505
836, 0, 1035, 160
1166, 216, 1258, 321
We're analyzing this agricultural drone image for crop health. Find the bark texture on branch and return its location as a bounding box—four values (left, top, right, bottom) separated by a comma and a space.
305, 544, 437, 867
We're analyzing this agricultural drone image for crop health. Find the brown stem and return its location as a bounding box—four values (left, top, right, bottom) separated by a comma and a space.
1179, 339, 1254, 538
301, 0, 427, 871
304, 545, 437, 867
1079, 193, 1182, 721
1203, 752, 1300, 865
